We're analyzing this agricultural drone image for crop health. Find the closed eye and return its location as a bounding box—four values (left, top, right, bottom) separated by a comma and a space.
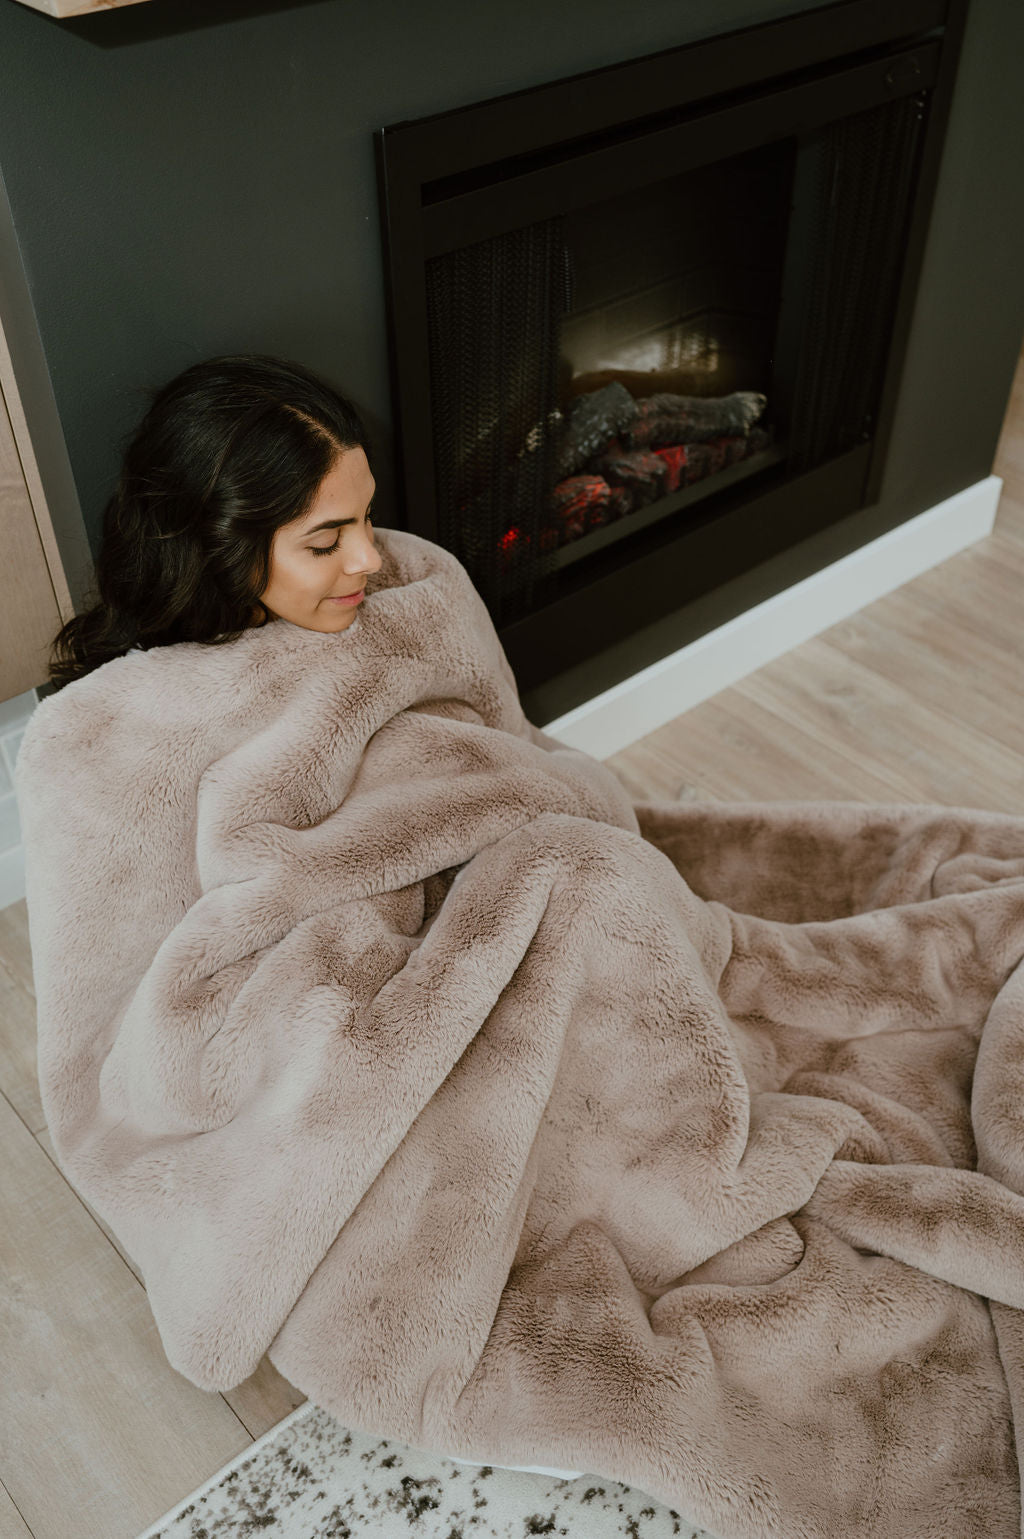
309, 511, 373, 556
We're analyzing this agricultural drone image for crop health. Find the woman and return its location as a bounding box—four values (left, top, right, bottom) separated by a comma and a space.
48, 353, 383, 691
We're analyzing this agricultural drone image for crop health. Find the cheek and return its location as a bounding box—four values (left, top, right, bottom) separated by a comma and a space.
286, 552, 320, 589
261, 557, 298, 598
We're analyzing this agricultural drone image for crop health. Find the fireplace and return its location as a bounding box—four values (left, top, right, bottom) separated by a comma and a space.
376, 0, 967, 704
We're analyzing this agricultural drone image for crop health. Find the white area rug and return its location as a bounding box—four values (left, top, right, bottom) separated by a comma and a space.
135, 1400, 716, 1538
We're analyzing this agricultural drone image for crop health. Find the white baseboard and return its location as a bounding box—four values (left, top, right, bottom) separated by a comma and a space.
0, 475, 1003, 913
542, 475, 1003, 760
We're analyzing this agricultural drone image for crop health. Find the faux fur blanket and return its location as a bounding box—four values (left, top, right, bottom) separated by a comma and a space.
17, 528, 1024, 1539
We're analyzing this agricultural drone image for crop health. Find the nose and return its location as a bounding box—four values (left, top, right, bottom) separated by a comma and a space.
346, 527, 383, 574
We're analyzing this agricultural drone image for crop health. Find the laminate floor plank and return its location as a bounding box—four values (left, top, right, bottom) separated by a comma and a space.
992, 464, 1024, 519
0, 1090, 251, 1539
732, 638, 1023, 811
877, 536, 1024, 656
868, 557, 1022, 671
991, 487, 1024, 542
605, 686, 911, 806
0, 953, 43, 1133
34, 1126, 143, 1283
905, 529, 1022, 630
31, 1129, 305, 1441
992, 518, 1024, 562
0, 902, 34, 996
0, 1481, 33, 1539
819, 586, 1024, 760
222, 1358, 307, 1441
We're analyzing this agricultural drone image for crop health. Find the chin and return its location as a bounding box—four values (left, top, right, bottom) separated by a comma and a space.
323, 607, 359, 628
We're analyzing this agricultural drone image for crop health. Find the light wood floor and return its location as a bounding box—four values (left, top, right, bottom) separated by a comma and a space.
3, 348, 1023, 1539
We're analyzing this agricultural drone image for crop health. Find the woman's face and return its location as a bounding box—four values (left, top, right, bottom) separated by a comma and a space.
256, 446, 382, 632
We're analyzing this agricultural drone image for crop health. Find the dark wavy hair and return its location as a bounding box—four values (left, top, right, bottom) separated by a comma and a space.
46, 353, 371, 692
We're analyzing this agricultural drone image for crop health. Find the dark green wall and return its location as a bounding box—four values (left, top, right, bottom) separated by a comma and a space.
0, 0, 847, 542
0, 0, 1022, 707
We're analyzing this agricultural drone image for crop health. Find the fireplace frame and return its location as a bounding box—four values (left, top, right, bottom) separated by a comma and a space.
376, 0, 969, 702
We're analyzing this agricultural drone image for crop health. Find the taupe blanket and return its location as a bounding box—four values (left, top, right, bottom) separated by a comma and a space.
17, 528, 1024, 1538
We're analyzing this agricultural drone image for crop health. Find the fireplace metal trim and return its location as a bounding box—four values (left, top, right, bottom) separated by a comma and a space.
417, 43, 941, 258
379, 0, 947, 186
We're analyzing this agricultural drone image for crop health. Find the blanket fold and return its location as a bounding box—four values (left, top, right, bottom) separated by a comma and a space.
17, 527, 1024, 1539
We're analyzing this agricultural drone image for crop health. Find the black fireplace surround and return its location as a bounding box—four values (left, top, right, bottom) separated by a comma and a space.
376, 0, 968, 707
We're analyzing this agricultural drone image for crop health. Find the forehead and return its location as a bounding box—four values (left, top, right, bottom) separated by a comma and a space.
293, 447, 375, 532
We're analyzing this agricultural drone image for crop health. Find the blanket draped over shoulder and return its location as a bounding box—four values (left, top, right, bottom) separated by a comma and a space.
17, 528, 1024, 1539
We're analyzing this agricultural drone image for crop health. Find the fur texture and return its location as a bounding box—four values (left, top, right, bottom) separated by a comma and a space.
17, 529, 1024, 1538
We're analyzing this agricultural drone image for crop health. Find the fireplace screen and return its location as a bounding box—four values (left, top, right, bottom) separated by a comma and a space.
426, 143, 790, 607
378, 1, 962, 684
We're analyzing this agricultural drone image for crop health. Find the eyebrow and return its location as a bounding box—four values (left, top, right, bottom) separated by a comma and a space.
302, 498, 375, 538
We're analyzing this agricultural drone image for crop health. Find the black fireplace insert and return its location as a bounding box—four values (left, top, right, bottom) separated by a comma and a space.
376, 0, 968, 707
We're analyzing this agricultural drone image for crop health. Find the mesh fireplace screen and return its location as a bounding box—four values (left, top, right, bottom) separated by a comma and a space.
426, 220, 570, 617
788, 91, 927, 471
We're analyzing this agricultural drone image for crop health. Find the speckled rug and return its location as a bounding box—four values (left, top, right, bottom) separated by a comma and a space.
134, 1400, 718, 1538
